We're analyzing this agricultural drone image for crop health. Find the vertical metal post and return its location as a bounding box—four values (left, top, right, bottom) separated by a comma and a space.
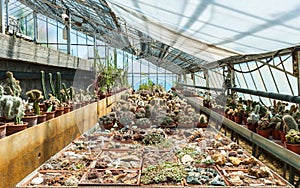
164, 69, 167, 89
67, 10, 71, 55
5, 0, 8, 32
296, 50, 300, 96
94, 33, 97, 68
0, 0, 5, 33
192, 73, 196, 86
114, 47, 117, 68
46, 18, 48, 47
33, 11, 37, 42
131, 54, 134, 88
156, 65, 158, 85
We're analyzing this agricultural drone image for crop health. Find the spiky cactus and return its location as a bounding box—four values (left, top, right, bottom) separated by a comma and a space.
0, 93, 25, 124
49, 73, 55, 97
56, 72, 62, 102
282, 114, 299, 133
3, 71, 22, 96
26, 89, 44, 115
41, 71, 48, 100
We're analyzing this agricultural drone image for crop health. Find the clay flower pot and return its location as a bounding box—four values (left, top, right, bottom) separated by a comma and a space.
234, 115, 243, 124
22, 114, 38, 127
247, 123, 257, 133
63, 106, 71, 114
43, 111, 56, 120
256, 128, 272, 139
285, 142, 300, 155
197, 123, 208, 128
37, 114, 47, 124
54, 107, 64, 117
6, 122, 28, 136
280, 131, 286, 143
272, 129, 281, 140
0, 122, 7, 139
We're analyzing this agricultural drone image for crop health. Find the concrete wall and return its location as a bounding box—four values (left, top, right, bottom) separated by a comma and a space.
0, 33, 94, 70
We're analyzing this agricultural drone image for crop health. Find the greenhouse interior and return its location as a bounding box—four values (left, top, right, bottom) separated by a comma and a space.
0, 0, 300, 187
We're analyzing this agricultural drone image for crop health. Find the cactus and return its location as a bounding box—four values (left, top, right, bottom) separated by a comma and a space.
247, 112, 260, 126
56, 72, 62, 102
0, 85, 4, 98
285, 129, 300, 144
49, 73, 55, 96
62, 83, 70, 101
3, 71, 22, 96
69, 86, 74, 101
254, 104, 260, 114
0, 94, 25, 124
26, 89, 44, 115
199, 114, 208, 124
41, 71, 48, 100
282, 114, 299, 132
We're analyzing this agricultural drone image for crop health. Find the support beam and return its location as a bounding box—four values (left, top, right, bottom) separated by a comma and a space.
33, 11, 37, 42
67, 10, 71, 55
0, 0, 4, 34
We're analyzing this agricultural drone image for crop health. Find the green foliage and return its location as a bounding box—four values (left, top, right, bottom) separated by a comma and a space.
139, 78, 154, 91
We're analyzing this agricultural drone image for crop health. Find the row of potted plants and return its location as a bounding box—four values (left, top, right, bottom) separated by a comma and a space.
184, 88, 300, 155
0, 71, 105, 138
98, 84, 209, 131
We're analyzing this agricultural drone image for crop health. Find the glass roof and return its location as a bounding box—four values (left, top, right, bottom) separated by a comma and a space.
16, 0, 300, 74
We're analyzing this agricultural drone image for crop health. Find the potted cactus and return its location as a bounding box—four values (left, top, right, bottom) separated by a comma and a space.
135, 118, 152, 129
256, 117, 271, 139
281, 114, 299, 143
98, 112, 116, 130
196, 114, 208, 128
0, 85, 27, 136
246, 104, 260, 132
159, 116, 176, 128
285, 129, 300, 154
24, 89, 45, 126
233, 104, 245, 124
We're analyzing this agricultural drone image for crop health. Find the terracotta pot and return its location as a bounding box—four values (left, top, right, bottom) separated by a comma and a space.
247, 123, 257, 133
272, 129, 281, 140
63, 106, 71, 114
285, 142, 300, 154
55, 107, 64, 117
6, 122, 28, 136
178, 123, 195, 129
70, 104, 76, 111
197, 123, 208, 128
43, 111, 56, 120
22, 115, 38, 127
280, 131, 286, 143
234, 115, 243, 124
228, 115, 234, 121
0, 122, 7, 139
37, 114, 47, 124
256, 128, 272, 139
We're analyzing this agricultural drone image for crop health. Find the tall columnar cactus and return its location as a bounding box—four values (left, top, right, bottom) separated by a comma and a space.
0, 94, 25, 124
49, 73, 56, 97
3, 71, 22, 96
26, 89, 44, 115
56, 72, 62, 102
283, 114, 299, 132
0, 85, 4, 98
62, 83, 70, 101
41, 71, 48, 100
69, 86, 74, 101
254, 104, 260, 114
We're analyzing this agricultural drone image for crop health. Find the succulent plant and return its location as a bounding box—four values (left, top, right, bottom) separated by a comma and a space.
199, 114, 208, 124
0, 88, 25, 124
285, 129, 300, 144
135, 118, 151, 128
98, 112, 116, 125
282, 114, 299, 133
3, 71, 22, 97
26, 89, 44, 115
257, 117, 270, 130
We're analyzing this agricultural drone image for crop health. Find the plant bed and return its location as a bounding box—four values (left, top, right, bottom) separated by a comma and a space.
19, 170, 81, 187
95, 149, 143, 170
142, 149, 177, 167
78, 169, 141, 186
219, 167, 288, 186
141, 162, 186, 187
183, 166, 227, 186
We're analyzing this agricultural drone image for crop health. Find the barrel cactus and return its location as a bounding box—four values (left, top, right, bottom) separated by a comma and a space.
282, 114, 299, 133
